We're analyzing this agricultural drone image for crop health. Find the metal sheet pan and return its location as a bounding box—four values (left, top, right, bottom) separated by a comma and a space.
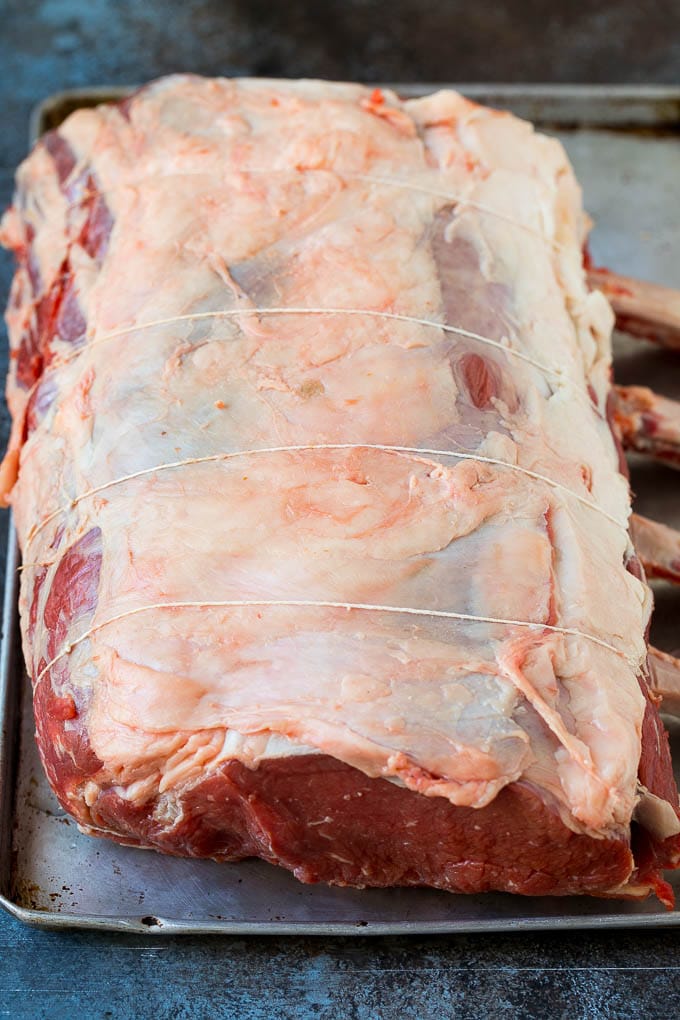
1, 84, 679, 934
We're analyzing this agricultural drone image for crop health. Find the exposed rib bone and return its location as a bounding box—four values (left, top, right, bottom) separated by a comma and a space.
648, 647, 680, 719
611, 385, 680, 470
588, 268, 680, 349
630, 513, 680, 584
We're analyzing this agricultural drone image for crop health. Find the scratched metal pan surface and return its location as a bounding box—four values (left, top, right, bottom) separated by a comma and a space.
0, 84, 679, 934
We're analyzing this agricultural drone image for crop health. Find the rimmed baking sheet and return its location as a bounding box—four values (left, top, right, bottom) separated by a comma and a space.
1, 83, 679, 933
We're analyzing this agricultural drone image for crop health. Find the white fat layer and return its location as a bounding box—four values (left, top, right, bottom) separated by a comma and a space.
3, 76, 656, 842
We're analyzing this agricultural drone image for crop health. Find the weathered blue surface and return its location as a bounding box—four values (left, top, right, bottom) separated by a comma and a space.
2, 3, 680, 1017
2, 919, 680, 1019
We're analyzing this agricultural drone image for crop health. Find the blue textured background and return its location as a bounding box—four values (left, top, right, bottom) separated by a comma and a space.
3, 927, 680, 1018
2, 3, 680, 1017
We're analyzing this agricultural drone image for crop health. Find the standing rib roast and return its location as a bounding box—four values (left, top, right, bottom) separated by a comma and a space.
1, 76, 679, 902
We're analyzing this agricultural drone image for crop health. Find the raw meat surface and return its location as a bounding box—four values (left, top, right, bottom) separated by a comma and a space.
1, 76, 679, 900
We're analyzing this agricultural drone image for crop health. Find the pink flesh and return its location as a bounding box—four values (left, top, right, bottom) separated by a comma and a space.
1, 76, 679, 900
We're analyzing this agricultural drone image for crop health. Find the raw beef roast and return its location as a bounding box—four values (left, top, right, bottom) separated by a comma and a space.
1, 76, 679, 901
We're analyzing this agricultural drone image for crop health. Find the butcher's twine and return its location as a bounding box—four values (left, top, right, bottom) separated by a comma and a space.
34, 596, 635, 686
23, 441, 628, 552
66, 307, 570, 383
72, 166, 567, 252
